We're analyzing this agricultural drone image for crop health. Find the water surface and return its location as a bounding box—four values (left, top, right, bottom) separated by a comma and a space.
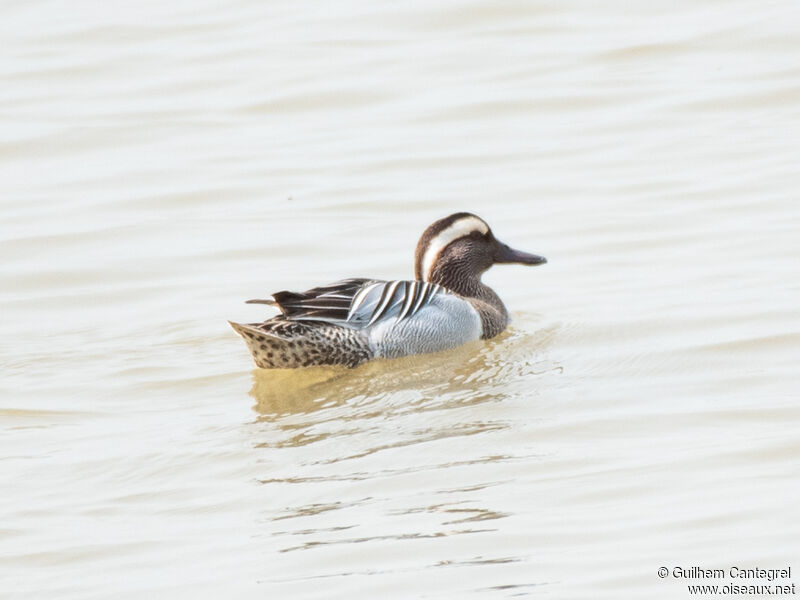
2, 1, 799, 598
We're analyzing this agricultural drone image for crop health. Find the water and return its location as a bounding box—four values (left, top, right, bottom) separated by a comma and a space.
2, 1, 799, 598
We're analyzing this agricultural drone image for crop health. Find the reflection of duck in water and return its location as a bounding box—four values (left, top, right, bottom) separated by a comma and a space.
230, 213, 546, 368
249, 342, 491, 416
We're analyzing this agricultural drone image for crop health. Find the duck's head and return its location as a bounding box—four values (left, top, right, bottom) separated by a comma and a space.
414, 212, 546, 291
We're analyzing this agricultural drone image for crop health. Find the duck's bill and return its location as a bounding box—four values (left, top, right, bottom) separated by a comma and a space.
494, 242, 547, 265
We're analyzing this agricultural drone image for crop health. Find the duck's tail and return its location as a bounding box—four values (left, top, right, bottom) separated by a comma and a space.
228, 320, 372, 369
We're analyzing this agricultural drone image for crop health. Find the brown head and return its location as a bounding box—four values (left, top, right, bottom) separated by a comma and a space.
413, 212, 546, 296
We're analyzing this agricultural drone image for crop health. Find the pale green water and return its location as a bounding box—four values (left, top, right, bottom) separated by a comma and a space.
2, 1, 799, 598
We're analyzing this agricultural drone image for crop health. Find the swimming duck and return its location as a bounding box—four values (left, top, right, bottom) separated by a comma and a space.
230, 212, 546, 368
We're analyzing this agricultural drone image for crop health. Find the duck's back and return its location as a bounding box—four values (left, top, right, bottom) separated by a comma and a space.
277, 278, 484, 358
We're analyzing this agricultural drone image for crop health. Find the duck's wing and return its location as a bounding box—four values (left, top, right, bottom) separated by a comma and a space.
345, 280, 446, 328
247, 278, 375, 322
248, 279, 447, 329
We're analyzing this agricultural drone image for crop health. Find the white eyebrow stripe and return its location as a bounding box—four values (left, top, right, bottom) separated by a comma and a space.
420, 216, 488, 281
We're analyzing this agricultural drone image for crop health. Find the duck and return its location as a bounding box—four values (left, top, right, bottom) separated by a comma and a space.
229, 212, 546, 368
